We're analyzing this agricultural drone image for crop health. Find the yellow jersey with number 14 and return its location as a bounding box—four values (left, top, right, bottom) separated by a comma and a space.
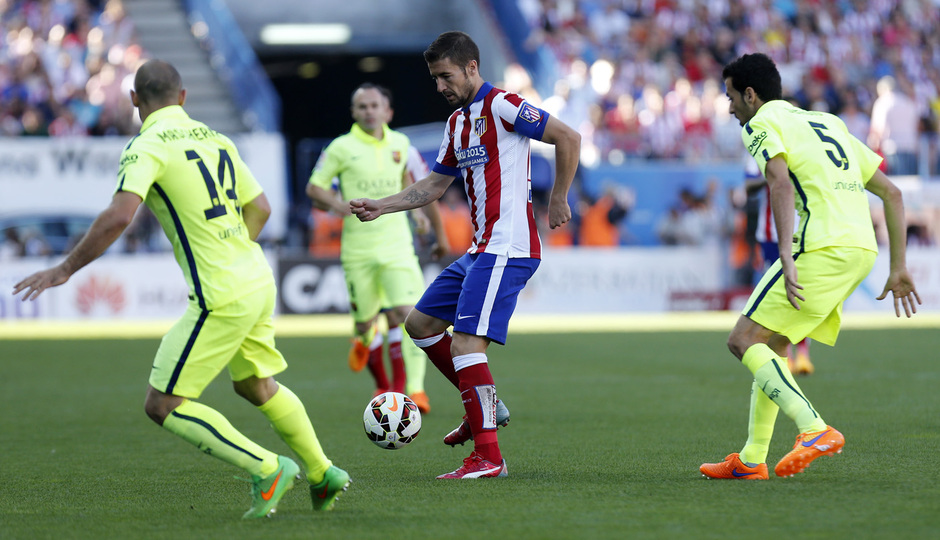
116, 105, 272, 310
743, 100, 881, 255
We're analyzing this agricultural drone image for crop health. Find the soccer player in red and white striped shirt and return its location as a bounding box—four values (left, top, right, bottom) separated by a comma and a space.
351, 31, 580, 479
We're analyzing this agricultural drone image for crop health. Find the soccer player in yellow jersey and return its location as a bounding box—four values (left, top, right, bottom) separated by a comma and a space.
307, 83, 448, 412
13, 60, 349, 517
701, 53, 921, 480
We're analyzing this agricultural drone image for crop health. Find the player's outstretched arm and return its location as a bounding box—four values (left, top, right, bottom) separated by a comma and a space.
13, 191, 142, 301
350, 171, 454, 222
242, 192, 271, 241
539, 116, 580, 229
867, 169, 921, 317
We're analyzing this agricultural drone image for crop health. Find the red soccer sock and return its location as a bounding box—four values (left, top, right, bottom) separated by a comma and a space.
366, 336, 388, 392
413, 331, 459, 388
796, 339, 810, 356
388, 328, 406, 394
456, 357, 501, 464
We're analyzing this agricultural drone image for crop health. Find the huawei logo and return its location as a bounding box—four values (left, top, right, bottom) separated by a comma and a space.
76, 275, 126, 315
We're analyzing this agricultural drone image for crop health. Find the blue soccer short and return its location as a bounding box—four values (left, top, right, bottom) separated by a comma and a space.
414, 252, 539, 345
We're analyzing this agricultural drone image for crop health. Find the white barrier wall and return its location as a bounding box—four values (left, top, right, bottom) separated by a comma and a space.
844, 245, 940, 312
4, 247, 935, 321
0, 254, 189, 319
0, 252, 277, 320
0, 134, 288, 239
516, 247, 725, 313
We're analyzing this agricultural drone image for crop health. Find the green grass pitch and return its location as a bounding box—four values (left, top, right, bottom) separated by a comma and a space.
2, 326, 938, 539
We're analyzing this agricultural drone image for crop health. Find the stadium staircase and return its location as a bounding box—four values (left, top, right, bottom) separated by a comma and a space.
123, 0, 247, 134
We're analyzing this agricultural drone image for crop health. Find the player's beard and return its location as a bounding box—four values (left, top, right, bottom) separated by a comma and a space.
445, 69, 476, 107
454, 81, 476, 108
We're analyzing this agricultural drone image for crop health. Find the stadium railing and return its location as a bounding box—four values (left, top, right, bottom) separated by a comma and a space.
182, 0, 281, 132
481, 0, 558, 98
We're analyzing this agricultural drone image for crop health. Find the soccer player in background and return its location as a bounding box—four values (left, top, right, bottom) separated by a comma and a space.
744, 155, 815, 375
351, 31, 581, 479
13, 60, 349, 517
701, 53, 920, 480
307, 83, 448, 413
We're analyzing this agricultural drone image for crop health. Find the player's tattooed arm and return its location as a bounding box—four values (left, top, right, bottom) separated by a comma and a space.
353, 171, 455, 220
397, 171, 454, 211
404, 189, 433, 205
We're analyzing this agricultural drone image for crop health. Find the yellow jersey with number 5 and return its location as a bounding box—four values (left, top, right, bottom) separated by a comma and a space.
743, 100, 881, 255
116, 105, 272, 310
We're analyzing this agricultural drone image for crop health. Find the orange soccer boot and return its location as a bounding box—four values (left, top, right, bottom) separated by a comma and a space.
700, 453, 769, 480
348, 338, 369, 372
774, 425, 844, 477
408, 391, 431, 414
790, 352, 815, 376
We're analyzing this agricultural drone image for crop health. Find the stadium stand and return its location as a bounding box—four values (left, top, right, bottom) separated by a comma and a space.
1, 0, 142, 136
508, 0, 940, 174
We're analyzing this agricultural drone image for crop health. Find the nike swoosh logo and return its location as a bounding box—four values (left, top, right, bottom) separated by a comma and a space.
802, 430, 830, 447
731, 468, 757, 477
388, 394, 399, 412
316, 484, 330, 499
261, 470, 283, 501
456, 314, 475, 320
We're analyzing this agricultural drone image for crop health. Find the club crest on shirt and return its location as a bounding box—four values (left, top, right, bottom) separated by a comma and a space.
474, 116, 487, 137
519, 103, 541, 123
392, 150, 402, 163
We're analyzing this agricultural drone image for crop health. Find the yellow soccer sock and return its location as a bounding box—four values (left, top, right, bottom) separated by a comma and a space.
740, 378, 779, 465
356, 323, 378, 347
162, 399, 278, 477
399, 325, 427, 394
742, 344, 827, 434
258, 384, 332, 483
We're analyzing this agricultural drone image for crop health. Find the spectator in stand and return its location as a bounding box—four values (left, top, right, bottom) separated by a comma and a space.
0, 228, 26, 260
839, 90, 871, 144
0, 0, 142, 137
681, 95, 713, 161
21, 228, 52, 257
19, 105, 48, 136
578, 185, 632, 247
308, 207, 343, 258
603, 93, 642, 155
48, 106, 88, 136
638, 84, 681, 159
518, 0, 940, 171
656, 207, 685, 246
437, 185, 474, 256
869, 75, 921, 175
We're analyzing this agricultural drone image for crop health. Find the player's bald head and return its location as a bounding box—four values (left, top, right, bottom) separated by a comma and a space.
133, 60, 182, 105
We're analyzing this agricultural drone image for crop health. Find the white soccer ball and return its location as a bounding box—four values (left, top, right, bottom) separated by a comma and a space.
363, 392, 422, 450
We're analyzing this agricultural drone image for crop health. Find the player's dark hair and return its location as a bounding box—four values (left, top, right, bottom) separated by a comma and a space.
133, 59, 182, 105
352, 82, 393, 107
722, 53, 782, 102
423, 31, 480, 70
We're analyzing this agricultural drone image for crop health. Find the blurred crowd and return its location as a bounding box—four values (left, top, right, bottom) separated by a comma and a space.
0, 0, 144, 137
510, 0, 940, 174
3, 0, 939, 260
